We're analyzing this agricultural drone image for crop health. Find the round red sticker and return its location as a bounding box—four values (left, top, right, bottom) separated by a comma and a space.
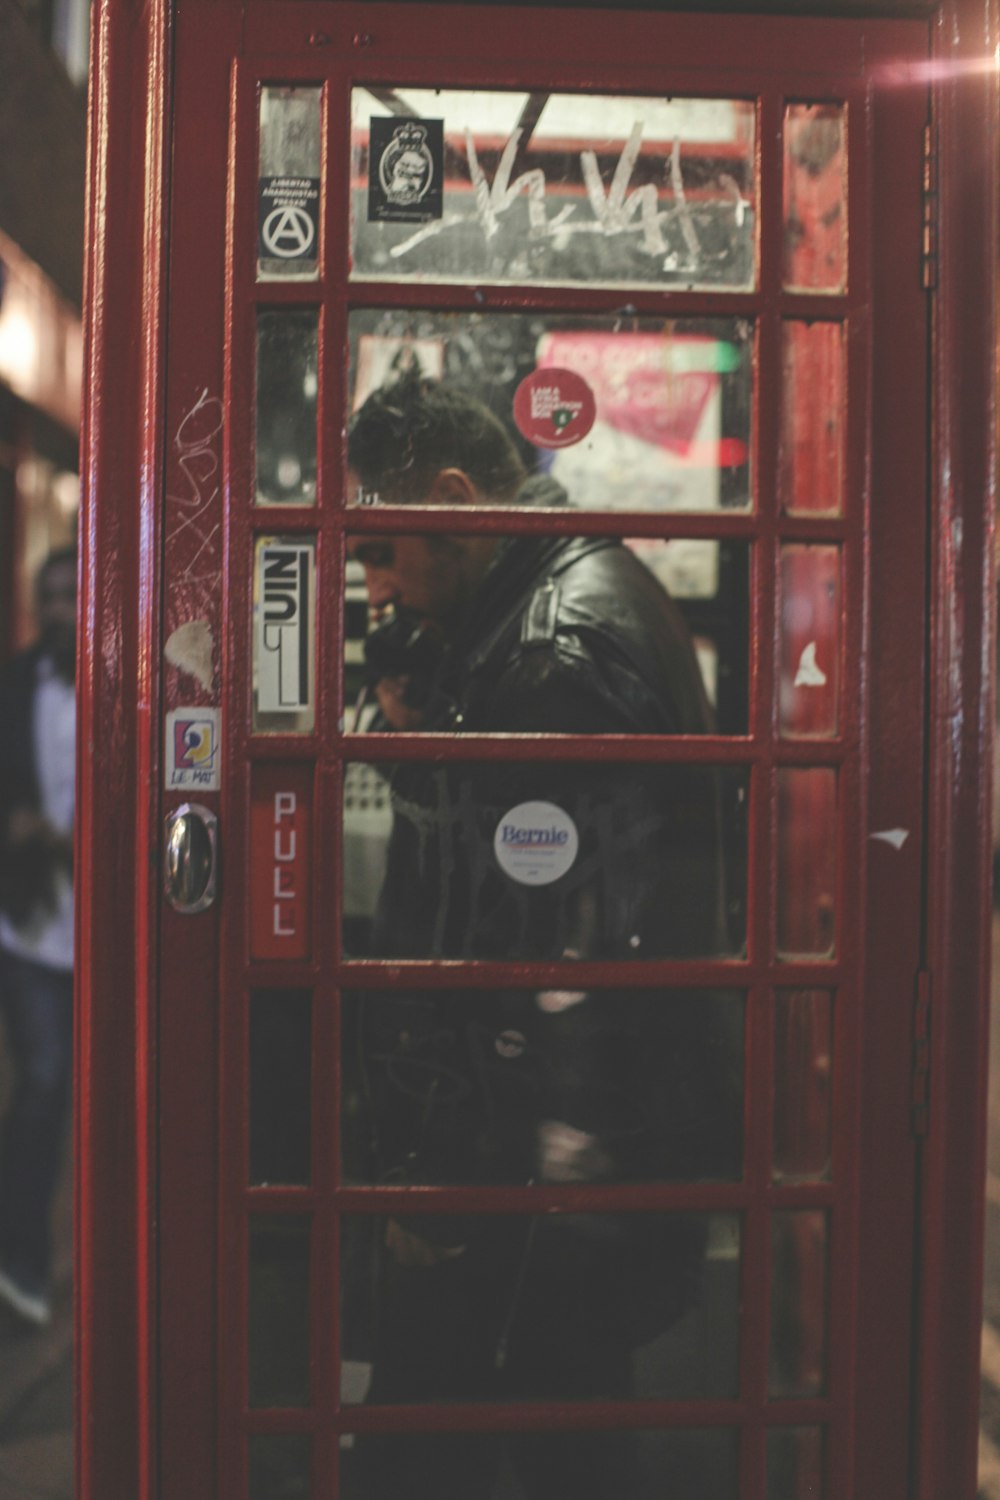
513, 368, 597, 450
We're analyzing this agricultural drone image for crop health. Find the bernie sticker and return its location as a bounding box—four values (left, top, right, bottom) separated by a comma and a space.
368, 117, 444, 225
513, 368, 597, 450
493, 801, 579, 886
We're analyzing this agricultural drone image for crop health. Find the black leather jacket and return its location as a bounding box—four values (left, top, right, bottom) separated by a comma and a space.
348, 526, 742, 1207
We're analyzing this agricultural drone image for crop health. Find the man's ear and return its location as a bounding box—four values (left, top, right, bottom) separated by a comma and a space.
426, 468, 480, 506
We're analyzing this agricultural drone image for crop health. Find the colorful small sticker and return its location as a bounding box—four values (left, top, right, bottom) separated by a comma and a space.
165, 708, 221, 791
493, 801, 579, 886
368, 117, 444, 225
513, 368, 597, 450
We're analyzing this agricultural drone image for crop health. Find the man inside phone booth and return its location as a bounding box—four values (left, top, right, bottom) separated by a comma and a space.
342, 366, 742, 1499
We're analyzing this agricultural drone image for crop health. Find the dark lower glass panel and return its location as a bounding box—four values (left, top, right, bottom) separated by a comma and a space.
341, 989, 744, 1186
249, 1216, 311, 1408
769, 1211, 828, 1399
767, 1426, 824, 1499
250, 1433, 311, 1499
342, 762, 748, 961
340, 1212, 740, 1405
250, 990, 311, 1186
339, 1426, 739, 1499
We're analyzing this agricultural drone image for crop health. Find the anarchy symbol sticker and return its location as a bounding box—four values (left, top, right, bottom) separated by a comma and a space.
262, 205, 315, 258
258, 176, 320, 267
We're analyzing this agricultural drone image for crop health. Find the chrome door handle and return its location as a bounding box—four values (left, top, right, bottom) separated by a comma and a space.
164, 803, 219, 913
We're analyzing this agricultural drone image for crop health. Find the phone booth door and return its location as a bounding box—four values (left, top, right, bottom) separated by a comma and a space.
84, 1, 948, 1496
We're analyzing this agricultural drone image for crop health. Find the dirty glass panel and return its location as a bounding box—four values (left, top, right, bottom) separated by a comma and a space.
350, 88, 756, 290
250, 990, 311, 1186
767, 1427, 825, 1499
776, 769, 836, 959
341, 989, 744, 1187
780, 322, 844, 515
347, 311, 752, 512
252, 534, 316, 734
341, 762, 748, 960
249, 1216, 310, 1407
340, 1427, 739, 1497
340, 1212, 740, 1405
258, 86, 321, 280
773, 990, 833, 1183
343, 535, 750, 736
769, 1211, 828, 1398
779, 545, 840, 738
256, 310, 318, 506
783, 103, 846, 293
249, 1434, 310, 1499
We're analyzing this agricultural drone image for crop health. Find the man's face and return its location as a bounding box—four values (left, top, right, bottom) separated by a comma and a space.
36, 558, 76, 675
347, 533, 469, 635
389, 150, 427, 203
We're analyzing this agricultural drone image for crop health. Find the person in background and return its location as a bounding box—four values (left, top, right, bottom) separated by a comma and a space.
0, 547, 76, 1327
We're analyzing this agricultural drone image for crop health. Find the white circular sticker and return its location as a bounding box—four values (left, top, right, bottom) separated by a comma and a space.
493, 801, 579, 886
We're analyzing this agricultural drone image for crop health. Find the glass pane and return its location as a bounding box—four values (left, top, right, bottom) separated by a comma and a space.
769, 1211, 828, 1398
258, 86, 321, 280
342, 989, 743, 1186
343, 533, 749, 736
783, 103, 846, 293
767, 1427, 825, 1499
342, 762, 748, 960
249, 1433, 310, 1500
250, 991, 311, 1185
341, 1211, 740, 1404
776, 769, 836, 959
341, 1427, 739, 1498
773, 991, 833, 1183
253, 535, 316, 734
256, 311, 318, 505
780, 322, 844, 515
249, 1217, 310, 1407
350, 88, 755, 290
779, 546, 840, 738
347, 313, 752, 512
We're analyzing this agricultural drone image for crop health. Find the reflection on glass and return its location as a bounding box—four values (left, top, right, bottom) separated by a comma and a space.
773, 991, 832, 1183
249, 1217, 310, 1407
350, 88, 755, 290
767, 1427, 824, 1499
773, 1212, 827, 1398
341, 989, 743, 1187
779, 546, 840, 738
252, 535, 316, 734
342, 762, 748, 961
250, 991, 311, 1186
341, 1427, 739, 1498
780, 322, 844, 515
256, 311, 318, 505
343, 531, 749, 736
258, 86, 321, 281
249, 1433, 310, 1499
341, 1212, 740, 1404
770, 1211, 828, 1398
776, 769, 836, 959
783, 103, 846, 293
347, 312, 752, 512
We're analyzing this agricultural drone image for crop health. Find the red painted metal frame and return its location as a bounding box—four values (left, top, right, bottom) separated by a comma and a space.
78, 5, 996, 1500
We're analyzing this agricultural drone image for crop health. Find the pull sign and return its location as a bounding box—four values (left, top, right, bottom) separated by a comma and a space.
256, 541, 313, 714
250, 764, 312, 960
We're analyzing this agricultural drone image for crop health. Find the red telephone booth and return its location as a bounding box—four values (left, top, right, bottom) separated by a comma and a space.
79, 1, 997, 1496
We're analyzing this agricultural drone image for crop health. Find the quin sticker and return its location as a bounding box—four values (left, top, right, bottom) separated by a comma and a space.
368, 117, 444, 224
494, 801, 579, 886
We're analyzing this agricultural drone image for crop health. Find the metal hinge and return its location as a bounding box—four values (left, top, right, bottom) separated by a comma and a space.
912, 967, 932, 1136
922, 123, 938, 290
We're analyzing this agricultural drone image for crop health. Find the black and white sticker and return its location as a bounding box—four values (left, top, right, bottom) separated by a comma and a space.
258, 176, 320, 262
257, 543, 312, 714
367, 117, 443, 225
